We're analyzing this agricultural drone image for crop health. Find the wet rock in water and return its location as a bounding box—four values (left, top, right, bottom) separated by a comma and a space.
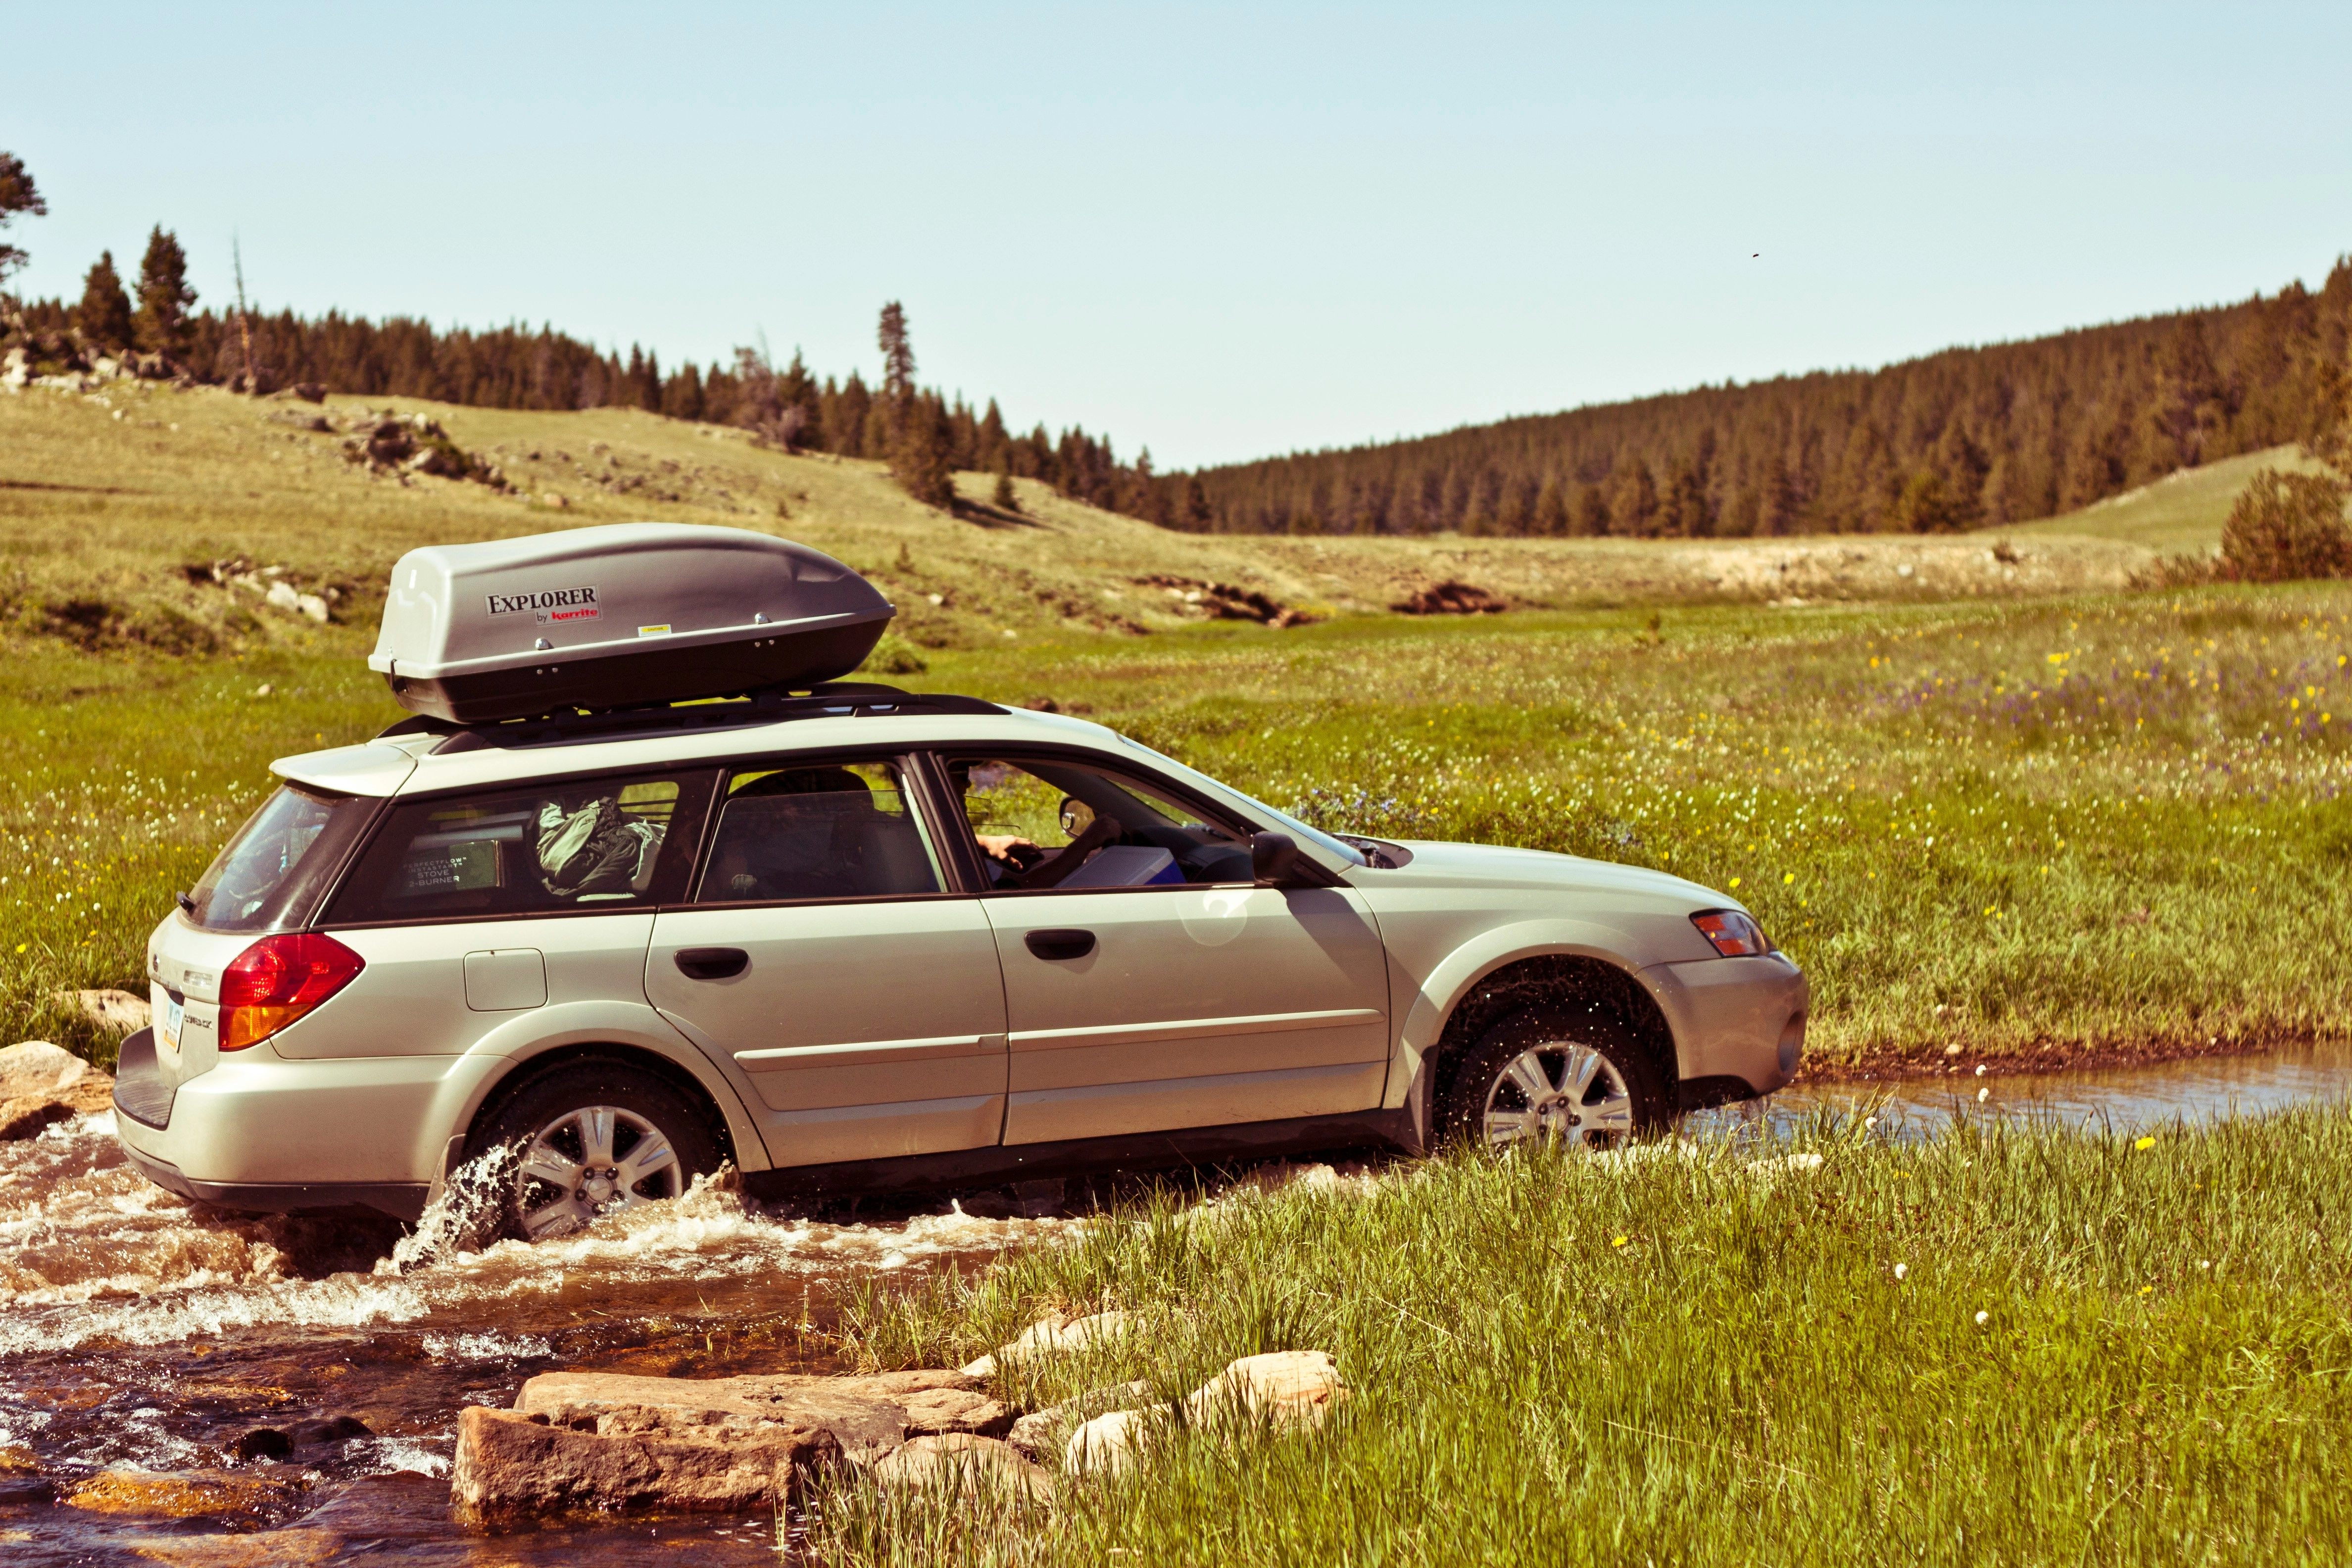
1183, 1349, 1349, 1430
0, 1475, 56, 1505
1008, 1379, 1152, 1461
62, 1468, 307, 1521
0, 1444, 52, 1504
454, 1406, 818, 1519
0, 1095, 74, 1141
233, 1427, 294, 1462
871, 1433, 1052, 1501
959, 1309, 1133, 1379
287, 1414, 372, 1448
120, 1525, 343, 1567
452, 1367, 992, 1519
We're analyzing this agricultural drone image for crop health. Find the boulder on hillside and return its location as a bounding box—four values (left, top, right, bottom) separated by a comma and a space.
1392, 579, 1506, 615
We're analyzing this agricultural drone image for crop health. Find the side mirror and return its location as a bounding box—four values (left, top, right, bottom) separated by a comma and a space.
1251, 831, 1304, 885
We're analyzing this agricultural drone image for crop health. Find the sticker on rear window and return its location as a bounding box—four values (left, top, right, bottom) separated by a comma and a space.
487, 587, 600, 625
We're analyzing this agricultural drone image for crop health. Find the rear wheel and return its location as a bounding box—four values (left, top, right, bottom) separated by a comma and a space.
475, 1064, 720, 1240
1439, 1009, 1668, 1152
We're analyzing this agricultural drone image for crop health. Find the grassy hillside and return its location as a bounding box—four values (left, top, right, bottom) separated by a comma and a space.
2009, 443, 2337, 552
0, 381, 2157, 665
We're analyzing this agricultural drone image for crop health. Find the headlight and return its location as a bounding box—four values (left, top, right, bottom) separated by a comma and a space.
1691, 909, 1771, 957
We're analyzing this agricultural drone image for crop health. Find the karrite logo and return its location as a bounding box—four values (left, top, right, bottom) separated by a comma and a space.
486, 586, 601, 625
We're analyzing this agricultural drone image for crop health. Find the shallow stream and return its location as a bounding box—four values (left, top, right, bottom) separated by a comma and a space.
5, 1044, 2350, 1565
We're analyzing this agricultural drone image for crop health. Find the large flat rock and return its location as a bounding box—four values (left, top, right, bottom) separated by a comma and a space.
453, 1367, 1011, 1520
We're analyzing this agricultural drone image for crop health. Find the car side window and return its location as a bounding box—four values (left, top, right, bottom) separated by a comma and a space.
943, 756, 1253, 892
695, 760, 943, 904
327, 773, 703, 923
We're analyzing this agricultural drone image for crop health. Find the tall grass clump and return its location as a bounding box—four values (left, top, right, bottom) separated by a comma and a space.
809, 1106, 2352, 1566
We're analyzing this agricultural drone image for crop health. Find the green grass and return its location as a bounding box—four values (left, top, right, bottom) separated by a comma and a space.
2008, 446, 2334, 553
811, 1104, 2352, 1566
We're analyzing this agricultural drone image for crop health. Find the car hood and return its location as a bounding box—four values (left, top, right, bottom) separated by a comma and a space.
1361, 838, 1738, 912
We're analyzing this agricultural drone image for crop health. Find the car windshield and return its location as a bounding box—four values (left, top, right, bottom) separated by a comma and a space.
188, 785, 368, 931
1112, 736, 1368, 868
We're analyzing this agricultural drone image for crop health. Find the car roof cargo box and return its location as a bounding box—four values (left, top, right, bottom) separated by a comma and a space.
368, 523, 895, 724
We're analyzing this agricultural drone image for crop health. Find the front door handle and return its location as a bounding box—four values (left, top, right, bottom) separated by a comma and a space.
674, 946, 749, 980
1024, 929, 1096, 961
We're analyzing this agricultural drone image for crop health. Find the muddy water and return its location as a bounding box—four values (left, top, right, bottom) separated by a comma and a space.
1754, 1038, 2352, 1136
9, 1047, 2352, 1564
0, 1115, 1079, 1566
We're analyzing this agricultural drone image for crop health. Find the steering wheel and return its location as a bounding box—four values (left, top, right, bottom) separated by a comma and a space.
1000, 814, 1124, 890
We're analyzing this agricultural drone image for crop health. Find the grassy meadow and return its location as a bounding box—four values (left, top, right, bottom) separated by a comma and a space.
813, 1103, 2352, 1566
1, 382, 2346, 1076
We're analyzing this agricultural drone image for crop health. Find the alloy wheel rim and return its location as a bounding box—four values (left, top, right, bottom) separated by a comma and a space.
514, 1104, 683, 1238
1480, 1042, 1634, 1150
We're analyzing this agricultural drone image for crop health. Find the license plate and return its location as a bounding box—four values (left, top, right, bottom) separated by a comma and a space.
159, 994, 185, 1052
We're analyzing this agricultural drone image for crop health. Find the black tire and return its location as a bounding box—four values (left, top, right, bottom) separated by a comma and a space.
1437, 1008, 1669, 1153
472, 1062, 721, 1241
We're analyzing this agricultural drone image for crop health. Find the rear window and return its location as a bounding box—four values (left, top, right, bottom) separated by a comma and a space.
325, 771, 710, 924
189, 785, 373, 932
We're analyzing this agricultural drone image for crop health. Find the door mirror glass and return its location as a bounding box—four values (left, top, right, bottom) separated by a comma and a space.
1057, 796, 1095, 837
1251, 831, 1304, 884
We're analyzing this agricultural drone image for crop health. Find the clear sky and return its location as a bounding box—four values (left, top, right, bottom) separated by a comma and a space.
7, 2, 2349, 469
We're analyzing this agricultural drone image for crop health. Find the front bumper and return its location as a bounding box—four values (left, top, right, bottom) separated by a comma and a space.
111, 1038, 499, 1219
1644, 950, 1810, 1101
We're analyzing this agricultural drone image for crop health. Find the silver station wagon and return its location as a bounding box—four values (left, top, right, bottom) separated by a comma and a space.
113, 526, 1808, 1239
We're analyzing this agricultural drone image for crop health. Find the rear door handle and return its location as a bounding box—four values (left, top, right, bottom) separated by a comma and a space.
1024, 929, 1096, 961
675, 946, 749, 980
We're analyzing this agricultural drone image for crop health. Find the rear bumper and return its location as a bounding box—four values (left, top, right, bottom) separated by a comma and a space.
1644, 951, 1810, 1099
110, 1043, 499, 1205
117, 1141, 429, 1222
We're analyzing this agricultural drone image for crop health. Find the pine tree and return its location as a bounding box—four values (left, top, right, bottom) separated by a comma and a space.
1533, 477, 1569, 537
1183, 474, 1214, 531
0, 151, 43, 286
1571, 484, 1611, 537
133, 226, 196, 358
877, 301, 915, 401
1615, 460, 1660, 537
992, 468, 1020, 513
76, 251, 135, 351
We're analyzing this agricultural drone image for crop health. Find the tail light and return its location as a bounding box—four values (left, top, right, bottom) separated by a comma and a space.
1692, 909, 1771, 957
219, 932, 366, 1050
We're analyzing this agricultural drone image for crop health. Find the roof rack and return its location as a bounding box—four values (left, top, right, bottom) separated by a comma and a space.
374, 683, 1007, 754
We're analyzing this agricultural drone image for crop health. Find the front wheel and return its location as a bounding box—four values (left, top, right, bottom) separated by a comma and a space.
474, 1064, 721, 1240
1438, 1010, 1668, 1152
